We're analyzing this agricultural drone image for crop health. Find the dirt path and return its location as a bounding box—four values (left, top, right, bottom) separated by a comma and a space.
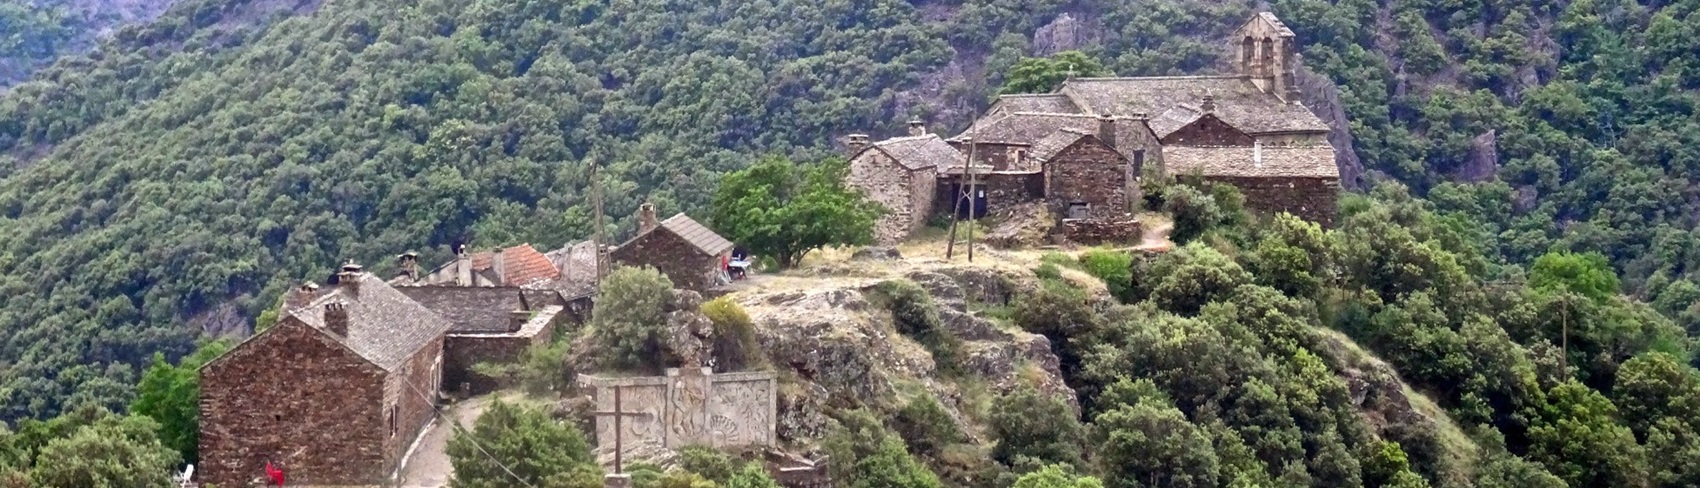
1133, 214, 1175, 252
396, 395, 501, 487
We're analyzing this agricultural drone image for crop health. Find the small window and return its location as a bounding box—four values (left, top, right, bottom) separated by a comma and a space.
389, 405, 398, 438
1133, 149, 1145, 167
1068, 202, 1091, 219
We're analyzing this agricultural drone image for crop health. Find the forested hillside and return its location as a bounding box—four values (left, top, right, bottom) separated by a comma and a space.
0, 0, 1697, 477
0, 0, 183, 87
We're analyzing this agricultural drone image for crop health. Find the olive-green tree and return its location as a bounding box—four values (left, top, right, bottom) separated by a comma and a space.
709, 156, 881, 269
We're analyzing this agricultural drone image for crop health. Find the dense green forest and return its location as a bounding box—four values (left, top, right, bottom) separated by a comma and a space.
0, 0, 1698, 484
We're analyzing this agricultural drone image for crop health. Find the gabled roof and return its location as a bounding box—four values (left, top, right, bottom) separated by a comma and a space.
867, 134, 962, 171
631, 213, 734, 257
1239, 12, 1296, 38
468, 244, 561, 287
283, 273, 454, 371
394, 287, 562, 333
1163, 145, 1338, 178
1057, 76, 1330, 135
1026, 129, 1122, 167
991, 94, 1082, 115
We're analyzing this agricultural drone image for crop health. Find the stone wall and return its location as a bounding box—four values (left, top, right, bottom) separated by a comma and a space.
1211, 176, 1338, 226
847, 150, 924, 244
613, 230, 721, 291
581, 368, 777, 457
383, 336, 443, 474
1045, 139, 1129, 218
952, 142, 1026, 171
199, 319, 388, 487
1060, 217, 1142, 246
983, 172, 1043, 206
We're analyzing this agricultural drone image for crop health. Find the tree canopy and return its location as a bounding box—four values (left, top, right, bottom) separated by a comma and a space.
709, 156, 880, 269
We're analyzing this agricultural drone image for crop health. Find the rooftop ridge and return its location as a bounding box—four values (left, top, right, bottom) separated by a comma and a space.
874, 133, 940, 145
1065, 75, 1250, 82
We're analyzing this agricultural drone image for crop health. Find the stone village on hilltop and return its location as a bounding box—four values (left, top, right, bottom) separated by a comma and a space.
193, 12, 1340, 488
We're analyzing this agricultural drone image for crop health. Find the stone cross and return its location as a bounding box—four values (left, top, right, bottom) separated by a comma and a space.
591, 385, 651, 475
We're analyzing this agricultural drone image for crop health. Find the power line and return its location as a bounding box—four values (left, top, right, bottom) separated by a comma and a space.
397, 376, 539, 488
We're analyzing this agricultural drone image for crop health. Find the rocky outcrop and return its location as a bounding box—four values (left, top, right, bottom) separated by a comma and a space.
1033, 13, 1100, 56
983, 202, 1055, 249
1297, 65, 1366, 190
1457, 129, 1498, 183
735, 266, 1077, 447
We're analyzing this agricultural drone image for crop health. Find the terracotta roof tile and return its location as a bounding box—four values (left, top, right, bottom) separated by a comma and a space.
1164, 145, 1338, 178
286, 273, 453, 371
1058, 76, 1330, 134
872, 134, 962, 171
467, 244, 560, 287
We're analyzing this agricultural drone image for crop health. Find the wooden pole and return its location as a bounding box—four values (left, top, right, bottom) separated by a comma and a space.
947, 138, 975, 260
966, 147, 979, 263
592, 159, 606, 282
613, 386, 623, 474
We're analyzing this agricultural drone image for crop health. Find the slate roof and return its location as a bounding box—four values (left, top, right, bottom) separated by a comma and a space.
653, 213, 735, 257
468, 244, 561, 287
394, 287, 554, 333
870, 134, 962, 171
286, 273, 454, 371
1163, 145, 1339, 178
992, 94, 1082, 114
1058, 76, 1330, 135
1148, 105, 1205, 137
1027, 129, 1098, 166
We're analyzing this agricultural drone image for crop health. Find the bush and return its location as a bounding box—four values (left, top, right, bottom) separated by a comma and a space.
1162, 184, 1223, 244
724, 463, 783, 488
1034, 263, 1064, 281
701, 297, 766, 371
676, 445, 740, 484
823, 409, 944, 488
989, 386, 1084, 469
447, 400, 599, 488
1077, 249, 1134, 302
870, 280, 963, 375
473, 339, 570, 396
1012, 464, 1104, 488
890, 394, 963, 459
587, 266, 676, 373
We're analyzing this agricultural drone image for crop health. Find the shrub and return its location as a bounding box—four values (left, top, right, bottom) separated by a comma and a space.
1077, 249, 1134, 302
587, 266, 676, 373
676, 445, 740, 484
823, 409, 944, 488
870, 280, 963, 375
989, 386, 1084, 469
1034, 263, 1064, 281
701, 297, 766, 371
724, 463, 783, 488
890, 394, 963, 459
1162, 184, 1223, 244
472, 339, 570, 395
447, 400, 598, 488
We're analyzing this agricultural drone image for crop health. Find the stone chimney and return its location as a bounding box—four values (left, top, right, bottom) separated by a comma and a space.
492, 249, 507, 286
338, 261, 363, 294
455, 242, 472, 286
1096, 115, 1116, 150
286, 282, 320, 310
907, 118, 926, 137
509, 310, 532, 332
638, 202, 659, 234
397, 252, 419, 281
847, 134, 870, 155
1200, 94, 1216, 114
324, 302, 349, 336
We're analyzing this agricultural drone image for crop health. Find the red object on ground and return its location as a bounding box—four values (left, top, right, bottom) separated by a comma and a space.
265, 461, 285, 486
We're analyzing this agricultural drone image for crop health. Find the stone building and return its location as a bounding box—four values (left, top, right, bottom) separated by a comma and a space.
610, 207, 735, 291
396, 286, 590, 395
845, 121, 962, 244
407, 243, 562, 288
199, 264, 452, 488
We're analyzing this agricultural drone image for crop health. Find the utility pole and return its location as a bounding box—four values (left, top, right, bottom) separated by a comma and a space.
965, 145, 979, 263
946, 138, 975, 260
591, 159, 607, 282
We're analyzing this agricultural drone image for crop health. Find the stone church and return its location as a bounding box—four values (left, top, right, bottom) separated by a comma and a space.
846, 12, 1340, 243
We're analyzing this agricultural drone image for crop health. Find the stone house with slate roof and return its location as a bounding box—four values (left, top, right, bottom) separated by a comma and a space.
199, 264, 452, 488
846, 121, 962, 243
405, 243, 562, 288
939, 11, 1341, 228
611, 208, 736, 291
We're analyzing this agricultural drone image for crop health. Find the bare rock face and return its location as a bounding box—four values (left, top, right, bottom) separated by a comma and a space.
1296, 65, 1366, 190
905, 270, 1077, 411
1514, 185, 1540, 213
1032, 13, 1099, 56
1457, 129, 1499, 182
984, 202, 1055, 249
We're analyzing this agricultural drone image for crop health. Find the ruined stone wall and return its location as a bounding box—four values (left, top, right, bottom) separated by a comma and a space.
1211, 176, 1338, 226
612, 230, 721, 291
847, 150, 921, 244
952, 142, 1026, 171
384, 336, 443, 473
443, 317, 556, 396
982, 173, 1043, 206
1046, 140, 1129, 218
199, 319, 386, 488
1060, 217, 1142, 246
